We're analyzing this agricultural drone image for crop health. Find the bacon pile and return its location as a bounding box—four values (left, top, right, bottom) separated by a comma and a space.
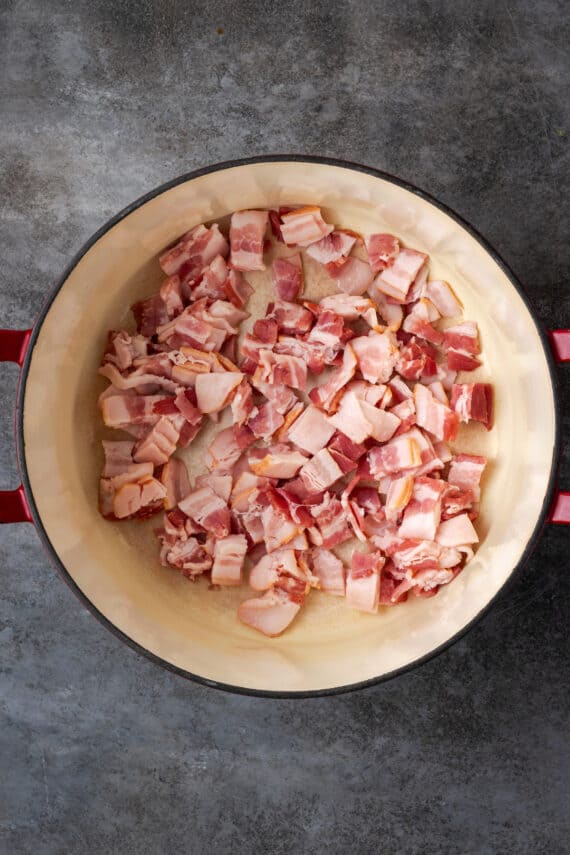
98, 205, 493, 637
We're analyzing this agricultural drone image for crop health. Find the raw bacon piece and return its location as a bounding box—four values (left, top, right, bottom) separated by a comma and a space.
159, 223, 229, 277
101, 440, 136, 477
365, 233, 400, 272
424, 280, 462, 317
312, 495, 353, 548
299, 449, 344, 493
374, 249, 428, 302
249, 549, 299, 591
161, 458, 191, 510
272, 254, 303, 300
131, 295, 171, 337
207, 427, 242, 472
450, 383, 493, 430
309, 344, 357, 412
319, 294, 378, 327
332, 257, 374, 296
280, 206, 333, 246
310, 548, 346, 596
133, 417, 180, 466
195, 473, 232, 503
306, 230, 356, 265
191, 255, 229, 301
448, 453, 487, 502
444, 321, 480, 354
385, 475, 414, 521
328, 432, 368, 460
436, 513, 479, 547
248, 402, 285, 441
224, 269, 254, 308
104, 330, 148, 370
230, 380, 255, 425
238, 588, 302, 637
254, 350, 307, 391
390, 539, 442, 573
194, 371, 243, 414
262, 505, 300, 552
108, 476, 166, 520
229, 210, 268, 271
414, 383, 459, 442
368, 433, 422, 477
351, 330, 398, 384
250, 447, 308, 479
402, 299, 444, 346
446, 348, 482, 372
287, 405, 335, 455
346, 551, 384, 613
211, 535, 247, 586
101, 394, 168, 428
369, 285, 404, 330
269, 300, 314, 334
330, 391, 400, 444
178, 486, 231, 538
390, 398, 416, 435
162, 536, 213, 577
441, 486, 475, 520
398, 476, 446, 541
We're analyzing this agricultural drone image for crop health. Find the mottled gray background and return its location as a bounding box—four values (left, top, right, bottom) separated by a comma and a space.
1, 1, 569, 853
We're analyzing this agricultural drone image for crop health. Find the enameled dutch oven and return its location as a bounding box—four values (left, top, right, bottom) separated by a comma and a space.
1, 156, 568, 697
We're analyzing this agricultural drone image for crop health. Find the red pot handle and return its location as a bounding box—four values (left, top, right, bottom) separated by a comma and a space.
547, 329, 569, 523
0, 329, 33, 524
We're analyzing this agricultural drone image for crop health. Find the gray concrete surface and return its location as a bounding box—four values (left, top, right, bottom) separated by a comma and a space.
1, 1, 569, 853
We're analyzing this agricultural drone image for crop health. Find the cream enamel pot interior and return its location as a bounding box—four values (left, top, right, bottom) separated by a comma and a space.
2, 157, 569, 697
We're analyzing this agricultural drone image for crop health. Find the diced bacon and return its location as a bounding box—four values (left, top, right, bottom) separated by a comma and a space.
398, 476, 446, 540
451, 383, 493, 430
104, 330, 147, 370
312, 495, 353, 548
159, 223, 229, 277
307, 309, 348, 349
379, 564, 410, 605
160, 458, 191, 510
162, 535, 213, 577
406, 261, 428, 303
390, 398, 416, 435
262, 505, 300, 552
269, 300, 314, 334
238, 588, 302, 637
254, 350, 307, 391
192, 254, 228, 301
280, 205, 333, 246
194, 371, 243, 414
446, 348, 482, 372
441, 486, 475, 520
299, 448, 344, 493
248, 401, 285, 440
160, 273, 184, 318
131, 295, 170, 337
390, 540, 442, 572
444, 321, 480, 354
195, 473, 232, 503
369, 284, 404, 330
168, 312, 227, 352
351, 487, 382, 515
253, 317, 279, 344
427, 380, 448, 405
306, 230, 357, 265
436, 513, 479, 547
396, 339, 438, 381
433, 440, 452, 463
346, 552, 384, 613
101, 440, 135, 477
351, 330, 398, 383
211, 535, 247, 586
368, 433, 422, 477
374, 249, 428, 302
229, 210, 268, 271
272, 254, 303, 300
254, 381, 298, 416
287, 404, 335, 455
231, 380, 255, 424
133, 417, 180, 465
328, 448, 357, 475
98, 362, 179, 395
101, 394, 168, 428
207, 427, 242, 472
414, 383, 459, 442
311, 548, 346, 596
178, 486, 231, 538
425, 280, 463, 318
109, 476, 166, 520
319, 294, 378, 326
365, 233, 400, 272
329, 391, 400, 444
328, 431, 368, 460
249, 549, 299, 591
448, 453, 487, 502
224, 268, 253, 308
385, 475, 414, 521
309, 344, 357, 412
402, 299, 444, 346
250, 447, 308, 479
332, 257, 374, 296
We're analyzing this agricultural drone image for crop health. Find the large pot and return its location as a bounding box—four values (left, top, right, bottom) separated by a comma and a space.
1, 156, 568, 696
